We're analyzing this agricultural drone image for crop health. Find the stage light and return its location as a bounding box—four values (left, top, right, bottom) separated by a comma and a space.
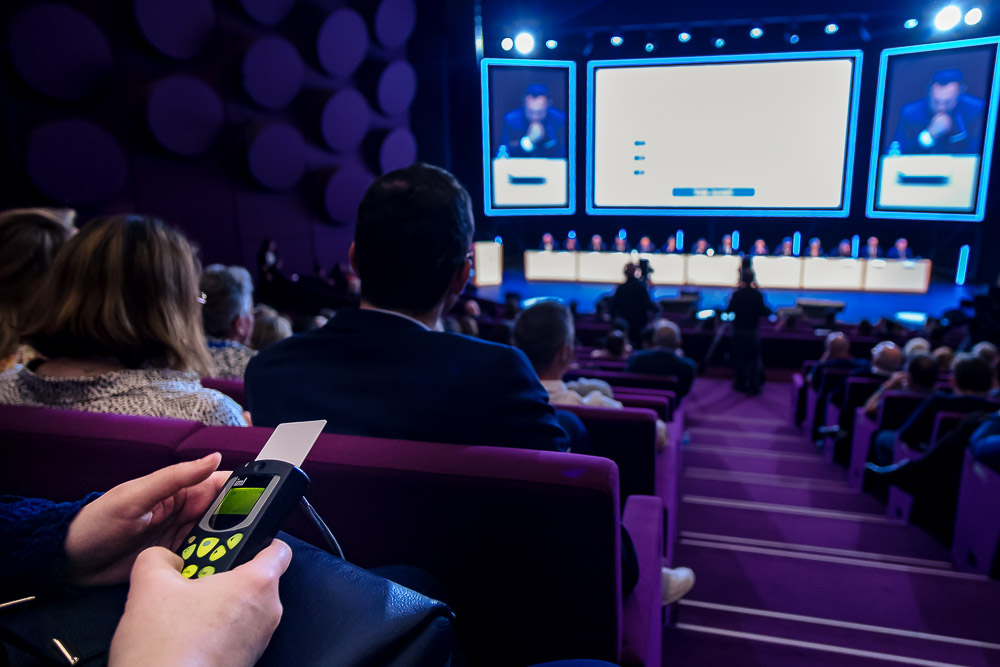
792, 232, 801, 256
956, 245, 970, 285
678, 32, 691, 43
935, 5, 962, 30
567, 230, 576, 239
732, 231, 740, 251
785, 32, 800, 45
610, 34, 623, 46
514, 32, 535, 54
545, 39, 558, 49
904, 18, 919, 29
676, 230, 684, 252
618, 229, 627, 240
750, 27, 763, 39
494, 236, 502, 245
851, 235, 860, 258
501, 37, 513, 51
825, 23, 839, 35
965, 8, 983, 25
714, 37, 725, 48
645, 42, 655, 52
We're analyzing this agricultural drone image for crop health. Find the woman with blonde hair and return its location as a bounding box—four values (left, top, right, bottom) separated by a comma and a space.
0, 214, 246, 426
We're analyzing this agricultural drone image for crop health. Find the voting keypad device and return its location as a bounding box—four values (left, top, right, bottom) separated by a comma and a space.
177, 420, 326, 578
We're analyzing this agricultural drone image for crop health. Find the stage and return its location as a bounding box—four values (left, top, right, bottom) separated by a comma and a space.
474, 269, 977, 324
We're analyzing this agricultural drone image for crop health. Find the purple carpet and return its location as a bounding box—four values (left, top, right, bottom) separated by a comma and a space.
663, 379, 1000, 666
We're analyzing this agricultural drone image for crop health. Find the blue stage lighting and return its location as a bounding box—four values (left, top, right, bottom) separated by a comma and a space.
904, 18, 919, 29
618, 229, 627, 240
966, 8, 983, 25
956, 245, 971, 285
750, 27, 763, 39
545, 39, 558, 49
785, 32, 800, 45
494, 236, 502, 245
678, 32, 691, 43
825, 23, 839, 35
645, 42, 655, 52
610, 34, 624, 46
935, 5, 962, 30
851, 235, 860, 258
514, 32, 535, 54
732, 231, 740, 251
500, 37, 513, 51
714, 37, 726, 48
676, 230, 685, 252
568, 230, 576, 239
792, 232, 802, 255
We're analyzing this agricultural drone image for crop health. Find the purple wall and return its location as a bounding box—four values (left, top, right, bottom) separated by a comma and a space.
0, 0, 417, 277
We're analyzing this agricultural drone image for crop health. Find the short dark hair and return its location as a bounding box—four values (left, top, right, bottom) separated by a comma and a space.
605, 329, 626, 356
525, 84, 549, 97
932, 69, 963, 87
200, 265, 253, 339
354, 164, 474, 315
952, 353, 993, 393
513, 300, 573, 374
906, 353, 938, 389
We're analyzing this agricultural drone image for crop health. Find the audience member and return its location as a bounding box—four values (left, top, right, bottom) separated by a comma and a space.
200, 264, 257, 379
724, 268, 772, 395
903, 337, 931, 362
591, 329, 631, 360
0, 215, 246, 426
932, 345, 955, 373
874, 354, 996, 462
857, 341, 905, 381
251, 305, 293, 351
0, 207, 76, 371
808, 332, 861, 390
611, 264, 655, 349
887, 238, 914, 259
972, 340, 999, 369
970, 412, 1000, 472
245, 163, 572, 452
862, 353, 939, 419
625, 321, 696, 400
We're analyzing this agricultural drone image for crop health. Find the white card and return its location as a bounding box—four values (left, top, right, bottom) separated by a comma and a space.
255, 420, 327, 467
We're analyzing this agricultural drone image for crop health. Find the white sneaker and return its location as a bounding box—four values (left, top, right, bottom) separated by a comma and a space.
662, 566, 695, 605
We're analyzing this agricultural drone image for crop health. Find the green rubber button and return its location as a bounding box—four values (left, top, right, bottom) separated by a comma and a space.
209, 545, 227, 562
181, 564, 198, 579
227, 533, 244, 549
197, 566, 215, 578
187, 536, 196, 544
181, 544, 196, 560
196, 537, 219, 558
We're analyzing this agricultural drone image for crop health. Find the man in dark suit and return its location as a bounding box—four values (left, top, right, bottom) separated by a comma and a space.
893, 69, 986, 155
625, 320, 696, 400
245, 163, 571, 453
724, 268, 772, 395
863, 236, 882, 259
886, 238, 914, 259
717, 234, 736, 256
611, 265, 654, 350
498, 84, 567, 158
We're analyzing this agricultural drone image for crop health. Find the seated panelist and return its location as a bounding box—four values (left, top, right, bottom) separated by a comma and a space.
540, 233, 558, 251
661, 236, 678, 254
887, 237, 914, 259
834, 239, 853, 258
637, 236, 656, 254
864, 236, 882, 259
691, 238, 709, 255
775, 237, 794, 257
807, 238, 824, 257
717, 234, 736, 256
750, 239, 768, 256
590, 235, 605, 252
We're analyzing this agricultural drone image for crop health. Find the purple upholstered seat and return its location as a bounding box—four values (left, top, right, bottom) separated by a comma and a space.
564, 369, 679, 394
952, 450, 1000, 575
848, 391, 927, 489
888, 411, 968, 521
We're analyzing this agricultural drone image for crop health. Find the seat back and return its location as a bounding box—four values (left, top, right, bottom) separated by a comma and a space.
565, 369, 678, 393
201, 377, 247, 410
878, 392, 930, 431
952, 451, 1000, 575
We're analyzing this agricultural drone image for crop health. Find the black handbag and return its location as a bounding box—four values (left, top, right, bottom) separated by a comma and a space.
0, 535, 455, 667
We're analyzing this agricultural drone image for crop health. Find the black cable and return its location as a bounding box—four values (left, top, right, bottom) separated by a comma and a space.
299, 497, 345, 561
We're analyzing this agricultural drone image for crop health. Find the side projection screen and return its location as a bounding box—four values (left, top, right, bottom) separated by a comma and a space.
867, 36, 1000, 222
587, 50, 863, 217
481, 59, 576, 216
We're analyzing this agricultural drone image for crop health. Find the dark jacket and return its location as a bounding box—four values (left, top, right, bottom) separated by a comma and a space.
245, 308, 571, 452
899, 392, 998, 449
625, 349, 697, 399
893, 94, 986, 155
725, 286, 771, 332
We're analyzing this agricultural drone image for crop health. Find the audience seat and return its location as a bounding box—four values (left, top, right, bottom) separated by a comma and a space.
848, 391, 928, 489
0, 405, 664, 666
952, 450, 1000, 577
888, 412, 968, 521
822, 377, 882, 463
201, 376, 247, 409
807, 367, 853, 441
564, 369, 679, 394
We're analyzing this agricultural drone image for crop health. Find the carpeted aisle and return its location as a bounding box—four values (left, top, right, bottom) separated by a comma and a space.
662, 379, 1000, 666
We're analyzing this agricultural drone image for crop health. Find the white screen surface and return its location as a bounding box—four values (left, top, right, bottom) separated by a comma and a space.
591, 57, 857, 212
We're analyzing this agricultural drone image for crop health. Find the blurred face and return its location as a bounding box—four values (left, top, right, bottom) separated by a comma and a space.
754, 240, 765, 251
896, 239, 908, 250
930, 82, 961, 114
868, 237, 878, 247
640, 236, 652, 249
666, 238, 676, 250
524, 95, 549, 122
696, 240, 708, 252
840, 242, 851, 254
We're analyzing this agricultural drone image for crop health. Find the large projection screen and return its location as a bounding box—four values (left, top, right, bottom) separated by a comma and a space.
587, 51, 863, 217
481, 59, 576, 216
867, 36, 1000, 222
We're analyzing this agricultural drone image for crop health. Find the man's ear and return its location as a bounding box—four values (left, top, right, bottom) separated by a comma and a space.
449, 256, 472, 295
348, 243, 359, 275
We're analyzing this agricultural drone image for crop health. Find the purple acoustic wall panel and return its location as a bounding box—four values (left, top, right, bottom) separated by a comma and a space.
8, 4, 113, 101
379, 127, 417, 173
321, 89, 371, 152
242, 36, 304, 110
324, 163, 376, 225
248, 123, 307, 191
134, 0, 216, 60
317, 8, 369, 77
239, 0, 295, 27
26, 120, 127, 206
147, 75, 224, 156
374, 0, 416, 50
377, 60, 417, 116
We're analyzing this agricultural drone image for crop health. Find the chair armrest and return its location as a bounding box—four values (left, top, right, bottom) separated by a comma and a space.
621, 495, 664, 667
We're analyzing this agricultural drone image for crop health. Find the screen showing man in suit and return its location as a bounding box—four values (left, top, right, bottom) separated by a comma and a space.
874, 40, 999, 215
484, 62, 572, 211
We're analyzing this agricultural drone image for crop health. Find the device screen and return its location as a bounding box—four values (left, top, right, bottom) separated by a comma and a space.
209, 474, 271, 530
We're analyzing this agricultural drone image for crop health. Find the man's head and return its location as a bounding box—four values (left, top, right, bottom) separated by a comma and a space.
868, 236, 879, 248
591, 234, 603, 250
652, 320, 681, 351
753, 239, 766, 252
523, 84, 550, 123
352, 163, 474, 317
665, 236, 676, 251
542, 233, 554, 246
951, 353, 993, 394
904, 337, 930, 361
605, 329, 627, 357
200, 265, 254, 345
871, 341, 903, 374
972, 341, 999, 367
906, 353, 939, 392
895, 238, 909, 252
695, 238, 708, 253
721, 234, 732, 247
825, 332, 851, 359
929, 69, 964, 115
513, 300, 574, 379
839, 239, 851, 255
639, 235, 653, 251
565, 237, 577, 251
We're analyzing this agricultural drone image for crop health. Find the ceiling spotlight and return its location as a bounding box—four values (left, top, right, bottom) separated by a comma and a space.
610, 34, 624, 46
645, 42, 655, 52
750, 27, 763, 39
501, 37, 513, 51
904, 18, 919, 29
935, 5, 962, 30
714, 37, 726, 48
965, 8, 983, 25
678, 31, 691, 43
825, 23, 839, 34
545, 39, 558, 49
514, 32, 534, 54
785, 32, 800, 44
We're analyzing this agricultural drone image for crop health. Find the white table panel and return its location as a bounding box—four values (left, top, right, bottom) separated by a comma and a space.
863, 259, 931, 294
577, 252, 632, 283
685, 254, 741, 287
641, 253, 686, 285
801, 257, 865, 291
751, 256, 803, 289
524, 251, 577, 282
472, 241, 503, 287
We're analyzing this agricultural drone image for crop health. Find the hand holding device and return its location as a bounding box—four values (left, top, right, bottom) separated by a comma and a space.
109, 540, 291, 667
928, 112, 954, 138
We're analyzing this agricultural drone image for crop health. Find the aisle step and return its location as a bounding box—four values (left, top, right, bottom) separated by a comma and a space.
684, 445, 849, 481
680, 475, 888, 514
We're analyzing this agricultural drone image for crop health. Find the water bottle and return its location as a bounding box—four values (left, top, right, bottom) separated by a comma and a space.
888, 141, 901, 157
497, 144, 509, 159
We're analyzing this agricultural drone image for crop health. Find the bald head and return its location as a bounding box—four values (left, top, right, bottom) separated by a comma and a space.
653, 320, 681, 350
825, 332, 851, 359
872, 341, 903, 374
